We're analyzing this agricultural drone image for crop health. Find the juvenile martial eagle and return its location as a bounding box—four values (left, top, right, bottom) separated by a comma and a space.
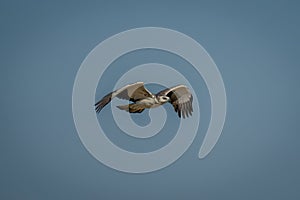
95, 82, 193, 118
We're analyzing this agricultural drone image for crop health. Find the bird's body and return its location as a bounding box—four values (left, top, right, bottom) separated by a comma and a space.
136, 97, 160, 108
136, 95, 169, 107
95, 82, 193, 118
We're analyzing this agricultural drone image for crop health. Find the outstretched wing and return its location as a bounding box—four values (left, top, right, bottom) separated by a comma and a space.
157, 85, 193, 118
95, 82, 153, 113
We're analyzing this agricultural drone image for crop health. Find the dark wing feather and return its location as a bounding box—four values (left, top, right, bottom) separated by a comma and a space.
95, 82, 152, 113
95, 92, 113, 113
115, 82, 153, 101
128, 104, 146, 113
157, 85, 193, 118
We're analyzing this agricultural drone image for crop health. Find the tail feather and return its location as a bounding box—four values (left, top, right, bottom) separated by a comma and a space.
117, 104, 145, 113
116, 104, 129, 112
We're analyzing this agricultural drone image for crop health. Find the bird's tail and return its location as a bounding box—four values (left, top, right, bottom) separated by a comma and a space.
116, 104, 130, 112
117, 104, 145, 113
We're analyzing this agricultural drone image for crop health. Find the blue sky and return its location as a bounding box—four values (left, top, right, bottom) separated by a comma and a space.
1, 1, 299, 199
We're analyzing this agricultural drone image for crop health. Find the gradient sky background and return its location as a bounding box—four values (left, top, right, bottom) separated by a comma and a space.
1, 0, 300, 199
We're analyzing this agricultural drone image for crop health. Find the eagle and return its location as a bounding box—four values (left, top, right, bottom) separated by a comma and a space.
95, 82, 193, 118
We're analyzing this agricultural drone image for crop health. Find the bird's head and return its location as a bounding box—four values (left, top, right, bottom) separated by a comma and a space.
158, 95, 170, 103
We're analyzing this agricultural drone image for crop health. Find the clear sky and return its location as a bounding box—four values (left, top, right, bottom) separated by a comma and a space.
1, 0, 299, 199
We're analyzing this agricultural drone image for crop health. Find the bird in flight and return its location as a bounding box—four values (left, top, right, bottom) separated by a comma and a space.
95, 82, 193, 118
